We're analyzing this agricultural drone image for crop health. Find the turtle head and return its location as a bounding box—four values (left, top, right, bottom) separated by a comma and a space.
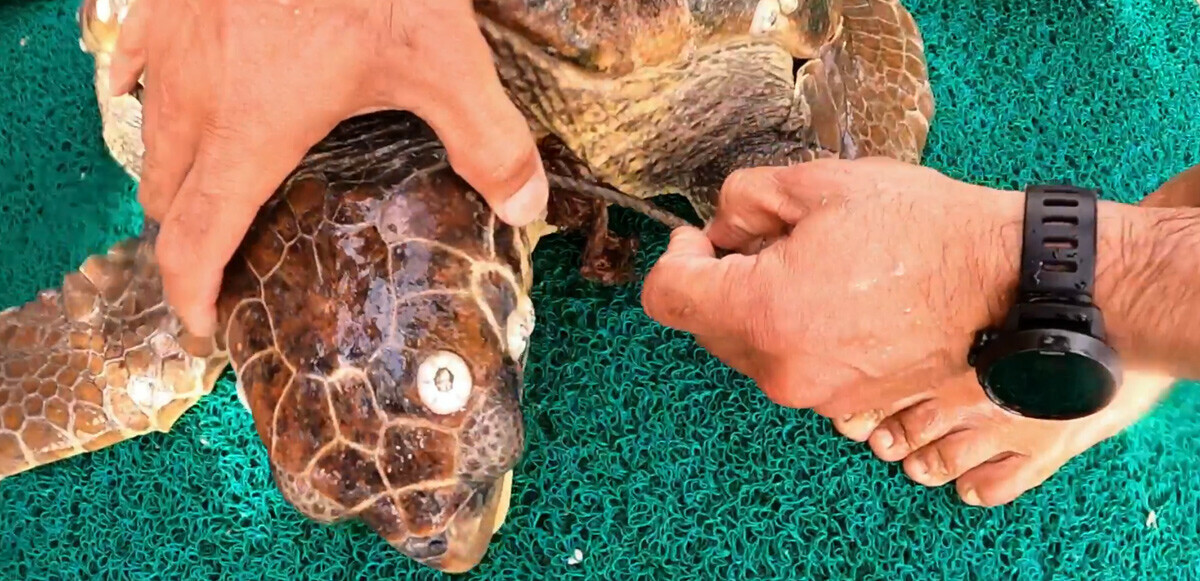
356, 175, 535, 571
235, 208, 531, 573
221, 120, 537, 574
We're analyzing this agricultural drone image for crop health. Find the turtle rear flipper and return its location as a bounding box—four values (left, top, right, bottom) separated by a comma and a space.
0, 226, 227, 480
794, 0, 935, 163
539, 136, 641, 285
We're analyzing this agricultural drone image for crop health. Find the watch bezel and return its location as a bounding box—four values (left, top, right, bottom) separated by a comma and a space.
971, 327, 1122, 420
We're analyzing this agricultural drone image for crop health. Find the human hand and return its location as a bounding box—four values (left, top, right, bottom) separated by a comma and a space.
640, 158, 1029, 415
110, 0, 547, 336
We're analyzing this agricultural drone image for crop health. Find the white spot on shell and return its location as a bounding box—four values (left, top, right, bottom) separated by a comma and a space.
566, 549, 584, 565
505, 296, 535, 361
417, 351, 472, 415
127, 376, 154, 408
377, 197, 415, 245
128, 376, 174, 410
750, 0, 781, 34
779, 0, 799, 13
95, 0, 112, 22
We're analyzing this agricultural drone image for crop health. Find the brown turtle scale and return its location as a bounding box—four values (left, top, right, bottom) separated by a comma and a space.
2, 0, 935, 573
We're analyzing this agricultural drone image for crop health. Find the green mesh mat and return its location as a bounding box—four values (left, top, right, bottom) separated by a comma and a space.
2, 0, 1200, 578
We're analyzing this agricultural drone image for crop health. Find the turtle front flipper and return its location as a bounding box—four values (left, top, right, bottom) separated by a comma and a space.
787, 0, 935, 163
0, 225, 227, 481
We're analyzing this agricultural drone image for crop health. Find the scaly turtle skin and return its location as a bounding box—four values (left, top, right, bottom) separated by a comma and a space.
0, 0, 934, 573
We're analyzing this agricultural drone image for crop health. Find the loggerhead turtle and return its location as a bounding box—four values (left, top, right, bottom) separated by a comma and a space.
0, 0, 934, 573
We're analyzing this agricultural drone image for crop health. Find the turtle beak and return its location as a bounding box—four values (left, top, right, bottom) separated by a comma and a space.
401, 471, 514, 574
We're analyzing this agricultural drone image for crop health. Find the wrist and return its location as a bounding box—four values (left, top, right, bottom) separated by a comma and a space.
976, 189, 1200, 379
967, 186, 1126, 419
1094, 203, 1200, 376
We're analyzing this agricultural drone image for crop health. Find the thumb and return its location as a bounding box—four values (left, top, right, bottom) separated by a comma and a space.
405, 24, 546, 226
642, 227, 755, 336
1142, 164, 1200, 208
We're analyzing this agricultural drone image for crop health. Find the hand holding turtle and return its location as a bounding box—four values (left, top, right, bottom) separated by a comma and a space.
640, 158, 1199, 417
108, 0, 547, 337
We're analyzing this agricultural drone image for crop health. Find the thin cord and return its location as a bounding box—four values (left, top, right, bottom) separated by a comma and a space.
547, 175, 697, 230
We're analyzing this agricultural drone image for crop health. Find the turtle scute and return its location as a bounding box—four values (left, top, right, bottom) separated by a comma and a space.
216, 112, 534, 573
473, 0, 840, 73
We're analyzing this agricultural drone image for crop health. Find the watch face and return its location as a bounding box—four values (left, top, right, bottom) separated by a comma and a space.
982, 349, 1117, 419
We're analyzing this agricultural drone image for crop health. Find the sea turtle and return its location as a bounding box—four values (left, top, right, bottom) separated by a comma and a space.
0, 0, 934, 573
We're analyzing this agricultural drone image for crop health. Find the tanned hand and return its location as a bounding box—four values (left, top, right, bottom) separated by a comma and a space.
110, 0, 547, 337
641, 157, 1200, 415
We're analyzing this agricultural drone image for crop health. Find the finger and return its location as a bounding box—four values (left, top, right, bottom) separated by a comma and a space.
155, 123, 308, 337
1142, 164, 1200, 208
106, 0, 152, 96
706, 165, 829, 252
396, 14, 546, 226
641, 227, 755, 336
136, 67, 201, 223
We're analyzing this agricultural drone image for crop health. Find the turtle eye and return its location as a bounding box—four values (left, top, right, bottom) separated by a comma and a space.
416, 351, 473, 415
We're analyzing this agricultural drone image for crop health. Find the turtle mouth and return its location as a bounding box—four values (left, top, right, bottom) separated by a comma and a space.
402, 471, 514, 574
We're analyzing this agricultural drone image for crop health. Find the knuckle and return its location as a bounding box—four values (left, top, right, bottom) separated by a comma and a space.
642, 275, 692, 327
898, 402, 939, 446
758, 378, 815, 409
153, 232, 191, 277
755, 364, 821, 409
720, 167, 766, 206
483, 140, 539, 188
933, 446, 958, 476
755, 376, 794, 407
640, 268, 673, 320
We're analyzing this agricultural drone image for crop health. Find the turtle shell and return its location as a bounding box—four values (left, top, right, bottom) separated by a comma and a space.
474, 0, 842, 73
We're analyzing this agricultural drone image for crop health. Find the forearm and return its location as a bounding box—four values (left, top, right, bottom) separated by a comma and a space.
1096, 203, 1200, 379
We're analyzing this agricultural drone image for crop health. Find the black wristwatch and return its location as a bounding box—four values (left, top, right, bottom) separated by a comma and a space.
967, 184, 1122, 420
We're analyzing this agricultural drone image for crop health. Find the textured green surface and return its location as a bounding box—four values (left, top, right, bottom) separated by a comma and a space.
2, 0, 1200, 578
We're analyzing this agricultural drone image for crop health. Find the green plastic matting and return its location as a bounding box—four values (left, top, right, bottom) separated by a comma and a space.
2, 0, 1199, 578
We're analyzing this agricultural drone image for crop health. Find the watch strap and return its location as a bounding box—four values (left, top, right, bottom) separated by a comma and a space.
1018, 184, 1099, 305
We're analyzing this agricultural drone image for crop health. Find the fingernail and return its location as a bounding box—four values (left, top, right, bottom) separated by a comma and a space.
497, 171, 549, 226
876, 429, 894, 449
962, 487, 981, 506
